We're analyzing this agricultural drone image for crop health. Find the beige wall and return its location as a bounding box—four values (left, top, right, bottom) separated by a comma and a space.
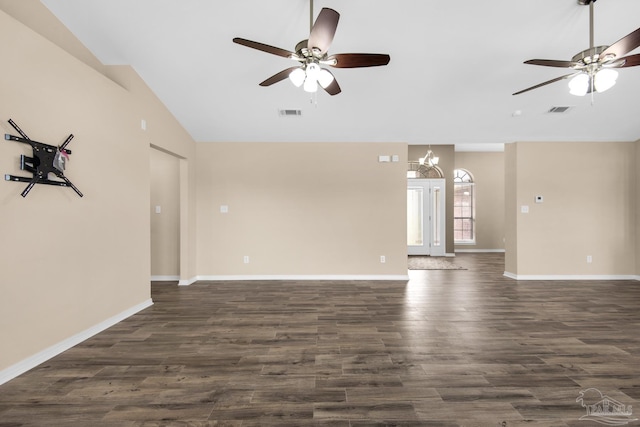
0, 8, 195, 374
150, 148, 180, 278
196, 142, 408, 277
105, 65, 198, 284
505, 141, 636, 277
454, 152, 505, 251
408, 145, 455, 254
504, 144, 518, 274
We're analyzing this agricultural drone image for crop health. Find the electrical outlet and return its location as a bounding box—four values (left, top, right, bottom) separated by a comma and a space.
587, 255, 592, 264
380, 255, 386, 263
243, 256, 250, 264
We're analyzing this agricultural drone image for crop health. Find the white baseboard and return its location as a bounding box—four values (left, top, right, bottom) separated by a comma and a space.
178, 277, 198, 286
195, 275, 410, 282
150, 275, 179, 281
503, 271, 517, 280
0, 298, 153, 386
455, 249, 505, 253
504, 272, 637, 281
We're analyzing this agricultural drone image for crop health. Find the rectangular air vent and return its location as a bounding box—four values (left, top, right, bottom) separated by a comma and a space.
278, 109, 302, 117
547, 106, 573, 114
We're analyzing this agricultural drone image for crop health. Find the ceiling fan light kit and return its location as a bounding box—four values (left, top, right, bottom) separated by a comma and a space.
233, 3, 390, 96
514, 0, 640, 96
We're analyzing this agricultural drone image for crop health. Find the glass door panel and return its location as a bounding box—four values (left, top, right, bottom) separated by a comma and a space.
407, 187, 424, 246
432, 186, 441, 248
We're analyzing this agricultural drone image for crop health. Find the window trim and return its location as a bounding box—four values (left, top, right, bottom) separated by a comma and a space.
453, 169, 476, 244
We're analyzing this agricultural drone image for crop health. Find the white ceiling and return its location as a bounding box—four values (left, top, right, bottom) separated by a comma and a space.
40, 0, 640, 150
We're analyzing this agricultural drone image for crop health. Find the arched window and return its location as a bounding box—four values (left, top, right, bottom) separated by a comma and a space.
453, 169, 475, 243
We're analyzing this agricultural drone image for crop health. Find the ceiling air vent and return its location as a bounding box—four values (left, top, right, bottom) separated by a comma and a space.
278, 109, 302, 117
547, 106, 573, 114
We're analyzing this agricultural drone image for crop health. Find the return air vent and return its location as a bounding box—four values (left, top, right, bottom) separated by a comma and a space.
547, 106, 573, 114
278, 109, 302, 117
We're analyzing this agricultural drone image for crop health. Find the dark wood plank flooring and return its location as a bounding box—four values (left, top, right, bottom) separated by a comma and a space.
1, 253, 640, 426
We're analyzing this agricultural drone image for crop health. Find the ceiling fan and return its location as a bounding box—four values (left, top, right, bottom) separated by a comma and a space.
513, 0, 640, 96
232, 1, 390, 96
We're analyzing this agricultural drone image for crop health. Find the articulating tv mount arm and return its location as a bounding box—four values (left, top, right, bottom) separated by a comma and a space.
4, 119, 83, 197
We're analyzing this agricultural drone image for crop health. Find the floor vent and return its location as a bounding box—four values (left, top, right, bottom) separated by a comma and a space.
547, 106, 573, 114
278, 109, 302, 117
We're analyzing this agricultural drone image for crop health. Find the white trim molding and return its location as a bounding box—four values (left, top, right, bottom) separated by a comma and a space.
504, 272, 637, 281
178, 277, 198, 286
455, 249, 505, 253
0, 299, 153, 386
150, 275, 179, 282
195, 275, 410, 282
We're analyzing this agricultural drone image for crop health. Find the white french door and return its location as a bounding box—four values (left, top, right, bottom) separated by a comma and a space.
407, 179, 445, 256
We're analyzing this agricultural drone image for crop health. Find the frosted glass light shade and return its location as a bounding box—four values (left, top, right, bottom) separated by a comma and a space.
569, 73, 589, 96
317, 69, 334, 88
594, 68, 618, 93
306, 63, 320, 80
303, 76, 318, 93
289, 68, 305, 87
303, 63, 320, 92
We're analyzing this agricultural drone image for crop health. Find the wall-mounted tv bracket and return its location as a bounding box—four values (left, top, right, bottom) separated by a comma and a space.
4, 118, 83, 197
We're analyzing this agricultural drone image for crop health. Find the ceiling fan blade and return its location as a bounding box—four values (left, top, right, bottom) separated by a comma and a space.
512, 73, 580, 95
329, 53, 391, 68
320, 70, 341, 96
600, 27, 640, 60
308, 8, 340, 54
524, 59, 578, 68
616, 53, 640, 68
259, 67, 300, 86
233, 37, 297, 59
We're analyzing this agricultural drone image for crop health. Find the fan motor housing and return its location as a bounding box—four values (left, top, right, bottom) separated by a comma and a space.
572, 45, 609, 65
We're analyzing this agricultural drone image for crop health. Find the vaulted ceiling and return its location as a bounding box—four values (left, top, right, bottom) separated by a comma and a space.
40, 0, 640, 150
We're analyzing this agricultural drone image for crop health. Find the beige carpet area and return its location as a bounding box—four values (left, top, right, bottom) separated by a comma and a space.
408, 256, 466, 270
